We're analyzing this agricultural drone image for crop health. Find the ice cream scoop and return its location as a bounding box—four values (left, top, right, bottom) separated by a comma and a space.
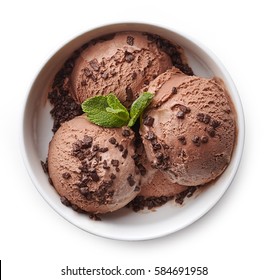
70, 31, 173, 107
48, 115, 141, 214
140, 67, 236, 186
133, 145, 187, 198
139, 170, 188, 198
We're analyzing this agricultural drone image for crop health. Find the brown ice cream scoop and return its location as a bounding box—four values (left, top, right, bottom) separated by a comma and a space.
134, 145, 187, 198
48, 115, 141, 214
70, 32, 173, 107
132, 139, 188, 202
139, 170, 188, 198
140, 67, 236, 186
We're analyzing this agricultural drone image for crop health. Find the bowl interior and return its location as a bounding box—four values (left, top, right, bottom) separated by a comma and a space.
22, 23, 244, 241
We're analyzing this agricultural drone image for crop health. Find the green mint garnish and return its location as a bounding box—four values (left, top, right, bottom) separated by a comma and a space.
82, 94, 129, 127
106, 94, 129, 122
128, 92, 154, 127
81, 92, 153, 128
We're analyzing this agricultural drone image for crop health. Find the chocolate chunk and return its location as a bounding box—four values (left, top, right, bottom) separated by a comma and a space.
83, 67, 92, 77
115, 167, 120, 172
177, 111, 185, 119
122, 129, 131, 137
178, 135, 187, 145
145, 131, 156, 140
60, 196, 71, 207
118, 144, 124, 152
178, 104, 190, 113
143, 115, 154, 127
110, 173, 116, 180
62, 172, 71, 179
156, 157, 163, 165
87, 151, 97, 161
126, 86, 133, 101
144, 79, 149, 85
82, 135, 93, 148
109, 137, 117, 145
201, 136, 209, 143
99, 147, 108, 153
177, 148, 187, 158
64, 58, 75, 71
81, 80, 87, 86
103, 160, 110, 169
192, 135, 201, 147
71, 204, 85, 213
146, 33, 155, 42
80, 187, 89, 195
89, 58, 100, 71
125, 52, 135, 62
78, 164, 88, 173
101, 71, 109, 80
175, 186, 197, 204
207, 127, 216, 137
122, 149, 128, 158
155, 152, 163, 159
90, 74, 97, 82
127, 36, 134, 46
89, 213, 102, 221
131, 71, 137, 80
111, 159, 119, 167
41, 160, 48, 174
72, 140, 83, 152
102, 180, 113, 189
127, 174, 136, 186
148, 61, 152, 68
90, 171, 100, 182
197, 113, 210, 124
90, 173, 100, 182
86, 192, 93, 200
80, 174, 89, 184
171, 87, 177, 94
79, 152, 88, 160
196, 113, 204, 122
87, 167, 96, 173
152, 142, 161, 150
137, 163, 146, 176
163, 143, 170, 149
210, 119, 221, 128
203, 114, 211, 124
92, 144, 99, 151
127, 194, 173, 212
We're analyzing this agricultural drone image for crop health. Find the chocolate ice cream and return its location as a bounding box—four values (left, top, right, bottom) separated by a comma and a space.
140, 67, 236, 186
139, 170, 188, 197
44, 28, 237, 216
70, 32, 187, 107
48, 115, 140, 214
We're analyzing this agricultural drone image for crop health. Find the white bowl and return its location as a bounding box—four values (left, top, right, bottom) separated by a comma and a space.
21, 22, 245, 241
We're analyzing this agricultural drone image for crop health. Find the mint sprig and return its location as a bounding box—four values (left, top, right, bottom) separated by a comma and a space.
82, 92, 153, 128
81, 94, 129, 127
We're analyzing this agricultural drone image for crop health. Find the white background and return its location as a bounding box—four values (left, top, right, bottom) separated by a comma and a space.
0, 0, 266, 279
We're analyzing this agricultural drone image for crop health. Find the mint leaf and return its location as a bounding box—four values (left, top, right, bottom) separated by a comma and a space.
106, 94, 129, 121
128, 92, 154, 127
82, 95, 129, 127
